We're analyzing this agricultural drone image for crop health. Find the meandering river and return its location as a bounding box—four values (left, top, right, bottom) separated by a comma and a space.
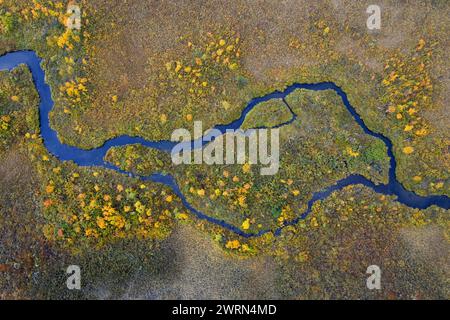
0, 50, 448, 237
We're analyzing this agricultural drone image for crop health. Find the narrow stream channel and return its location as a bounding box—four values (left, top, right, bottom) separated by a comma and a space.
0, 50, 448, 238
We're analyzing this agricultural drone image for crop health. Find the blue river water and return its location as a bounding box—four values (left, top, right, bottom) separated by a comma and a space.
0, 50, 448, 238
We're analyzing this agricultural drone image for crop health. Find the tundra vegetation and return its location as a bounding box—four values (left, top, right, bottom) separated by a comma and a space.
0, 0, 448, 299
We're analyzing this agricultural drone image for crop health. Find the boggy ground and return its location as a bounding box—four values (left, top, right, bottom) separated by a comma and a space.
0, 71, 447, 299
107, 88, 390, 233
0, 0, 448, 196
0, 0, 448, 299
